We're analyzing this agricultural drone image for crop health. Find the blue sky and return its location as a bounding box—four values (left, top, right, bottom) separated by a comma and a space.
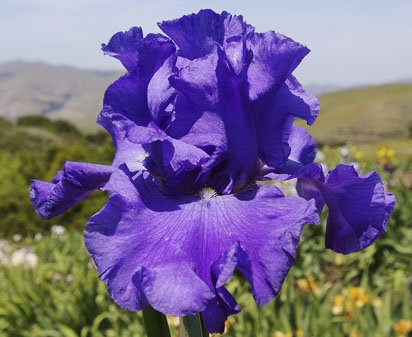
1, 0, 411, 86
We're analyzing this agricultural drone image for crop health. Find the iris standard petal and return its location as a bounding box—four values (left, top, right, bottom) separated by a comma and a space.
288, 126, 317, 166
30, 162, 114, 220
147, 53, 177, 126
97, 108, 148, 172
254, 76, 319, 169
84, 168, 318, 332
159, 9, 251, 60
99, 34, 176, 170
101, 34, 176, 126
159, 9, 226, 59
169, 47, 257, 193
125, 120, 210, 190
282, 76, 319, 125
247, 32, 310, 101
101, 27, 144, 71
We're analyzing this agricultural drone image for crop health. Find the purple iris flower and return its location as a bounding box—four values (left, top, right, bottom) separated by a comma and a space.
30, 10, 395, 333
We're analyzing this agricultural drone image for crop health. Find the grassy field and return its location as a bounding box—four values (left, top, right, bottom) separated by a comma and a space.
299, 84, 412, 149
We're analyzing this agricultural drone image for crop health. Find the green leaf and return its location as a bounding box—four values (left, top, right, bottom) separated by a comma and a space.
180, 314, 208, 337
142, 307, 171, 337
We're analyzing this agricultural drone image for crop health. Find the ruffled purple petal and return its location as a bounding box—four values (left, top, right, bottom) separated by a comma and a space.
322, 165, 396, 253
159, 9, 225, 59
101, 34, 176, 126
125, 121, 210, 191
169, 47, 257, 193
202, 287, 240, 333
276, 163, 396, 254
294, 163, 326, 211
84, 168, 318, 332
254, 77, 318, 170
288, 125, 317, 166
247, 32, 310, 101
98, 109, 160, 171
99, 33, 176, 170
102, 27, 143, 71
141, 264, 214, 315
147, 53, 177, 127
30, 162, 114, 220
158, 9, 251, 60
282, 76, 319, 125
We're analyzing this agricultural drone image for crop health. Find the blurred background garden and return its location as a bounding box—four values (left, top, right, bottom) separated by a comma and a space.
1, 1, 412, 337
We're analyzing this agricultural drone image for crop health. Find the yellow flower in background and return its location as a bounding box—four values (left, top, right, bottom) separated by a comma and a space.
372, 297, 383, 309
334, 253, 344, 265
332, 287, 370, 319
348, 287, 369, 308
296, 328, 304, 337
394, 320, 412, 337
387, 149, 395, 157
273, 331, 292, 337
297, 278, 310, 294
349, 329, 359, 337
354, 150, 364, 160
307, 276, 319, 295
377, 147, 386, 158
332, 295, 345, 315
296, 276, 319, 295
376, 147, 396, 166
344, 301, 353, 320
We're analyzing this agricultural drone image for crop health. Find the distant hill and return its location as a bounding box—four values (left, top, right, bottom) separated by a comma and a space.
1, 61, 411, 145
300, 84, 412, 144
306, 83, 343, 95
0, 61, 120, 132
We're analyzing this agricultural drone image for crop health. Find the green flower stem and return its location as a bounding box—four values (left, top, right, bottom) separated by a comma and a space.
179, 314, 208, 337
142, 306, 171, 337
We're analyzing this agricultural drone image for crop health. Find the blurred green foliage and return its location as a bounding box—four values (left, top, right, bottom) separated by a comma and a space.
0, 116, 113, 236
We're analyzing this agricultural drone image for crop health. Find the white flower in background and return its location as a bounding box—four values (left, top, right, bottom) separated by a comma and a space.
66, 274, 74, 284
34, 233, 43, 241
315, 150, 326, 163
0, 239, 11, 253
12, 234, 22, 243
10, 248, 39, 268
339, 145, 350, 157
0, 251, 10, 266
51, 225, 65, 238
53, 273, 63, 282
339, 145, 351, 164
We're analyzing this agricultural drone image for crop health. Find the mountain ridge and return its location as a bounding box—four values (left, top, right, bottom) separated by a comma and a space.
0, 60, 121, 131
